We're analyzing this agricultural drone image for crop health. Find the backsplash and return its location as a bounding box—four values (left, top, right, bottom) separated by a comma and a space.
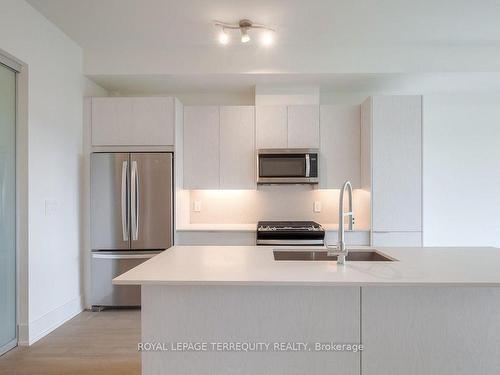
189, 185, 370, 229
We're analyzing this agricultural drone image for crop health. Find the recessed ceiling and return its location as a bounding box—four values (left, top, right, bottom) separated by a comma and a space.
89, 73, 500, 96
27, 0, 500, 49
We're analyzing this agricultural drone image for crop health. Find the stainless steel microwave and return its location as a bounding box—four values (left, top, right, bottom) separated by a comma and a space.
257, 149, 319, 184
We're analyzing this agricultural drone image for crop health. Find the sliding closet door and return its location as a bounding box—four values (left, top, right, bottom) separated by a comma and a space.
0, 62, 16, 355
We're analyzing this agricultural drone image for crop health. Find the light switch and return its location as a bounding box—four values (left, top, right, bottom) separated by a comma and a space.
313, 201, 322, 213
193, 200, 202, 212
45, 199, 58, 216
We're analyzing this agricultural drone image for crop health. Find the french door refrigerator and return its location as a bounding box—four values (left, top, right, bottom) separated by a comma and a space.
90, 152, 173, 308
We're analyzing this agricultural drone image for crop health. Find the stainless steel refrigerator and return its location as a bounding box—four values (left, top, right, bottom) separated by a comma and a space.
90, 152, 173, 308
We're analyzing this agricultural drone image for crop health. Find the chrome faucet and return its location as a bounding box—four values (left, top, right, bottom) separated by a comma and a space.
327, 180, 354, 264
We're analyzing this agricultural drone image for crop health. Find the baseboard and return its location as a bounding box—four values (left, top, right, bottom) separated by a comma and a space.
28, 295, 83, 345
0, 339, 17, 355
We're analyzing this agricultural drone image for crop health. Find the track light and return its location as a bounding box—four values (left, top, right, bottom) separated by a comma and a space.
240, 28, 250, 43
261, 31, 273, 46
218, 29, 229, 45
214, 19, 275, 46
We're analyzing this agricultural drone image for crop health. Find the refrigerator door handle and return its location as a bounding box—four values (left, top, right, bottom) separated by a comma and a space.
131, 160, 139, 241
91, 253, 158, 260
121, 160, 129, 241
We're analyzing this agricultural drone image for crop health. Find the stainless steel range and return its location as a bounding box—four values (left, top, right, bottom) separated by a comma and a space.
256, 221, 325, 246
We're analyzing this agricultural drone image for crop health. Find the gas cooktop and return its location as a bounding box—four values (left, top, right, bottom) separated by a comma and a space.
256, 221, 325, 246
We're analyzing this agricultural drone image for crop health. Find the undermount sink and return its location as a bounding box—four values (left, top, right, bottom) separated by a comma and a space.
273, 249, 396, 262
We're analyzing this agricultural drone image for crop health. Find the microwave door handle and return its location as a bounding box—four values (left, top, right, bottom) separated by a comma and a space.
121, 160, 129, 241
305, 154, 310, 177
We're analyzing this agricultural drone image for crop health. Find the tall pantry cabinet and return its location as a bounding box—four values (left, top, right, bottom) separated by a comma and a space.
361, 96, 423, 246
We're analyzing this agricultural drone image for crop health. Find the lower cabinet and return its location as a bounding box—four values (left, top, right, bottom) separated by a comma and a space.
362, 287, 500, 375
371, 231, 422, 247
141, 284, 500, 375
142, 286, 360, 375
175, 230, 256, 245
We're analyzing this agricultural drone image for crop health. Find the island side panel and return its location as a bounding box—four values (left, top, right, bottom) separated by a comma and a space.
142, 285, 361, 375
362, 287, 500, 375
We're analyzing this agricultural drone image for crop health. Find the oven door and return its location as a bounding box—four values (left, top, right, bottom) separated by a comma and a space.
257, 149, 318, 184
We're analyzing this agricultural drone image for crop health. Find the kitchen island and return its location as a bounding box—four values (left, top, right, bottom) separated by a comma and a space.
114, 246, 500, 375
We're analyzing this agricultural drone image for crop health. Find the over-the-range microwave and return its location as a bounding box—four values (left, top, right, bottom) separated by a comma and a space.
257, 148, 319, 184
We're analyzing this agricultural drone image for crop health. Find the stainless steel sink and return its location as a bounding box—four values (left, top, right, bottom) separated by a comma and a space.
273, 249, 396, 262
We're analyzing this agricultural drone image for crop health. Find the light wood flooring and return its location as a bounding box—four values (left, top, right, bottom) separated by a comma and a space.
0, 309, 141, 375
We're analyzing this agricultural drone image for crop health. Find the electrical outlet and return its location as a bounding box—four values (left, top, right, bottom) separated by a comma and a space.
193, 200, 202, 212
313, 201, 322, 213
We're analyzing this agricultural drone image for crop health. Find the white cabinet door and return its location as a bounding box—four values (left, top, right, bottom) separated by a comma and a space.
183, 106, 220, 189
91, 97, 174, 146
287, 105, 320, 148
320, 105, 360, 188
360, 99, 372, 191
130, 97, 174, 145
91, 97, 133, 145
372, 96, 422, 232
363, 287, 500, 375
371, 231, 422, 247
219, 106, 255, 189
256, 105, 287, 148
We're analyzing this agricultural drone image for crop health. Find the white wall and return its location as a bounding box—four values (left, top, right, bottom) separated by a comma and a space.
423, 94, 500, 247
0, 0, 106, 344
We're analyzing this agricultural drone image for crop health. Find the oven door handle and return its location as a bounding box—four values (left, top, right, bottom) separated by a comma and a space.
305, 154, 310, 177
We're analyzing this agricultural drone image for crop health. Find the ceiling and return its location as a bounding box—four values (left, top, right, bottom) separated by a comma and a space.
27, 0, 500, 49
27, 0, 500, 94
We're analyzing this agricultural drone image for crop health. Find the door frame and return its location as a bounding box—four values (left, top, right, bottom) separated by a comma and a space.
0, 49, 29, 351
0, 53, 19, 354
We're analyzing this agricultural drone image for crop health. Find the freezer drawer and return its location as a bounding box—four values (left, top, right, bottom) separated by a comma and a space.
91, 251, 160, 307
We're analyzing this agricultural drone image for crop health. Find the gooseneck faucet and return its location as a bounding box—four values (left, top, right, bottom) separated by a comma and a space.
327, 180, 354, 264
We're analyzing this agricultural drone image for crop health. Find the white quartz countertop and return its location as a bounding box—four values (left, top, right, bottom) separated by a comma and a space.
113, 245, 500, 286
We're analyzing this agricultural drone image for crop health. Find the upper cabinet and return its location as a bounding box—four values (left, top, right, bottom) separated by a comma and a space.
183, 106, 220, 189
183, 106, 255, 190
256, 105, 319, 149
219, 106, 255, 189
91, 97, 175, 146
362, 95, 422, 245
256, 106, 287, 148
287, 105, 320, 148
320, 105, 361, 188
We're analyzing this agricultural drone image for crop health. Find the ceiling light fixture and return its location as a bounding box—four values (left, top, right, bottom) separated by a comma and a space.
218, 29, 229, 45
261, 31, 274, 46
240, 27, 250, 43
214, 19, 275, 45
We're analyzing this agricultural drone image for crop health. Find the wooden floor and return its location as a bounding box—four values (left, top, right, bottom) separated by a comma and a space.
0, 309, 141, 375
